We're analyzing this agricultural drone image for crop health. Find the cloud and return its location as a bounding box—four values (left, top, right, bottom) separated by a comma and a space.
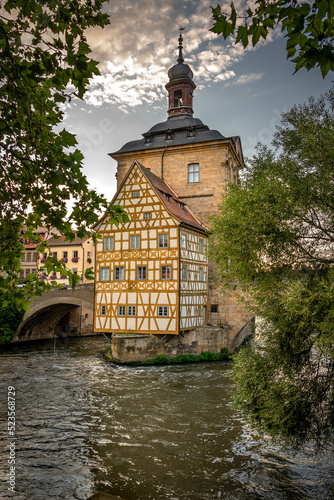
235, 73, 264, 85
82, 0, 279, 111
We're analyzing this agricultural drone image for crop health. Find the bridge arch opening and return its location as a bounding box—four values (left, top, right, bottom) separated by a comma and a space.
16, 303, 82, 341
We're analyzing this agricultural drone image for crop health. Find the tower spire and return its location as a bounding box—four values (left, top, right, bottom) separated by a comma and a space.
177, 27, 185, 63
166, 30, 196, 118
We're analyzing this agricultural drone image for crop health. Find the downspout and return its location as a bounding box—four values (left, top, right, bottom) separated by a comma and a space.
161, 146, 168, 179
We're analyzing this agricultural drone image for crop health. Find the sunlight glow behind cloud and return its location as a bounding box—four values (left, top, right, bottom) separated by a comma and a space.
84, 0, 278, 111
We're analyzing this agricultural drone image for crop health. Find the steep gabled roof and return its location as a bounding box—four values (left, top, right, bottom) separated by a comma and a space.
93, 160, 208, 234
136, 161, 208, 233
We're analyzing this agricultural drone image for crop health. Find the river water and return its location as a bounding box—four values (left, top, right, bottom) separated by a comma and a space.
0, 336, 333, 500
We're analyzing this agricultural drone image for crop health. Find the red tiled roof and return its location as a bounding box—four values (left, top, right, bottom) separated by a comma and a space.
46, 235, 89, 246
138, 162, 208, 233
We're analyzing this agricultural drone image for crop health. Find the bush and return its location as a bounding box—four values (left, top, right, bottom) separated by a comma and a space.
0, 304, 24, 345
142, 349, 232, 365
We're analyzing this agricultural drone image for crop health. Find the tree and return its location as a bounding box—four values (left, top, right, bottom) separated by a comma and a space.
209, 89, 334, 447
210, 1, 334, 77
0, 0, 129, 315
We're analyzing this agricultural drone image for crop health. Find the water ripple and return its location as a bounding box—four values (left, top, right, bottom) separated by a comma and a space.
0, 337, 333, 500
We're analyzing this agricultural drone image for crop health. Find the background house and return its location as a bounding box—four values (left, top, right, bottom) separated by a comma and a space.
20, 227, 60, 279
39, 235, 94, 285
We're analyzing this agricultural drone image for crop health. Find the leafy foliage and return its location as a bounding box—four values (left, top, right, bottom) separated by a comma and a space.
0, 1, 129, 311
0, 302, 24, 345
209, 89, 334, 447
211, 1, 334, 77
142, 349, 233, 365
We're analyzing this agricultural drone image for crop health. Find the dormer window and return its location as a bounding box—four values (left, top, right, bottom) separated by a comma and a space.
187, 126, 194, 137
165, 194, 170, 202
174, 89, 182, 107
165, 129, 173, 141
144, 134, 152, 144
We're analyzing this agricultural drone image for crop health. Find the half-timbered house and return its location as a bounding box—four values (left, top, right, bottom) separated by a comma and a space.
94, 160, 208, 336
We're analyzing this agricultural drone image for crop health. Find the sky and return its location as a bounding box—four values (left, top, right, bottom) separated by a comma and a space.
62, 0, 333, 202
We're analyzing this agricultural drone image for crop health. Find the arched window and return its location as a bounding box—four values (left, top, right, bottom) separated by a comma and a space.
174, 89, 182, 107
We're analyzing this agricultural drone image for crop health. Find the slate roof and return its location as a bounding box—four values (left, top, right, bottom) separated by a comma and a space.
111, 115, 234, 156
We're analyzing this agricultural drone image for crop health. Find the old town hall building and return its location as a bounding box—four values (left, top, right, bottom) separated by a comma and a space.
94, 34, 250, 343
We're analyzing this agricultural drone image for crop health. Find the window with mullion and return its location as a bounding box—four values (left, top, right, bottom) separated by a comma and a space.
130, 235, 140, 250
104, 237, 114, 251
128, 306, 136, 316
158, 306, 168, 317
158, 234, 168, 248
137, 266, 147, 280
115, 266, 124, 280
161, 265, 172, 280
100, 267, 110, 281
188, 163, 199, 183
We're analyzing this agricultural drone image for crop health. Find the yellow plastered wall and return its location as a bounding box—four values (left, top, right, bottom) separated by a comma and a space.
38, 239, 95, 284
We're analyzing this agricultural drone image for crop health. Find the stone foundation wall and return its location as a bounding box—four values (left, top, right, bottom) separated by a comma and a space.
110, 326, 228, 364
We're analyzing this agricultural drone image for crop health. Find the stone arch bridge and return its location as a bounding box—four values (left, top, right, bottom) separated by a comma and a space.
13, 284, 95, 342
13, 283, 253, 353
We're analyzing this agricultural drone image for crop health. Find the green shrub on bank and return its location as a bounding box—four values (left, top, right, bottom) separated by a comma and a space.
142, 349, 232, 365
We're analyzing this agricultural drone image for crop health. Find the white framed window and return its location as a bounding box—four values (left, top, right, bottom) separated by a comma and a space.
199, 268, 203, 282
188, 163, 199, 183
132, 191, 139, 198
63, 251, 68, 259
137, 266, 147, 280
182, 265, 187, 280
100, 267, 110, 281
144, 212, 151, 220
158, 306, 168, 317
128, 306, 136, 316
104, 237, 114, 251
73, 250, 78, 258
73, 268, 78, 275
199, 239, 203, 253
118, 306, 125, 316
161, 265, 172, 280
27, 252, 32, 261
181, 234, 187, 249
130, 235, 140, 249
158, 234, 168, 248
101, 305, 106, 316
115, 266, 124, 280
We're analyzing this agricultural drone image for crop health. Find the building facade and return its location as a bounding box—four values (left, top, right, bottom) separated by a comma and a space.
20, 227, 60, 279
94, 160, 208, 335
109, 34, 249, 332
39, 235, 94, 285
